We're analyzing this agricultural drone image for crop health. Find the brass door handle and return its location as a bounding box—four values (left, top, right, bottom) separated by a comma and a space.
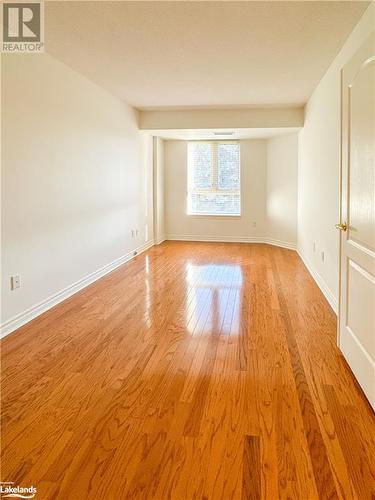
335, 222, 348, 231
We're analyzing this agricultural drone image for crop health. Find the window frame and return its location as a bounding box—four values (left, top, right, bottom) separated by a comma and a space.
187, 140, 241, 217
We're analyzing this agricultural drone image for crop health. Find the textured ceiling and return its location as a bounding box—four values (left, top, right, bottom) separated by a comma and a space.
45, 1, 369, 108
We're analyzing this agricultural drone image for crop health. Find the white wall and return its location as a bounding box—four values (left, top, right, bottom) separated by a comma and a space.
267, 134, 298, 246
153, 137, 166, 244
298, 4, 374, 312
1, 53, 153, 333
164, 137, 298, 248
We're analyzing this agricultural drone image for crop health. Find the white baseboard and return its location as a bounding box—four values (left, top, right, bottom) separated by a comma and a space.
166, 234, 297, 250
166, 234, 263, 243
155, 236, 166, 245
0, 240, 155, 339
264, 238, 297, 251
297, 250, 338, 314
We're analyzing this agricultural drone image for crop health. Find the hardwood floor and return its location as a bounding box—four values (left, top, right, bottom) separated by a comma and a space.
1, 242, 374, 499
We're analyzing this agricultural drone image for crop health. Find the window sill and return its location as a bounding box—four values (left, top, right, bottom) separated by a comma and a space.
187, 213, 242, 219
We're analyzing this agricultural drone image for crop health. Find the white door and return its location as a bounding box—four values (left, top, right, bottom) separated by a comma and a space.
339, 33, 375, 409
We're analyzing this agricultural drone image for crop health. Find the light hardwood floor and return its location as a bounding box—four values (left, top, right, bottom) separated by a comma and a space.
1, 242, 374, 499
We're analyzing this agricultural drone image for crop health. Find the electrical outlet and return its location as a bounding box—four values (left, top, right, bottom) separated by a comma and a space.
131, 229, 135, 238
321, 251, 325, 262
313, 241, 316, 252
10, 275, 20, 290
252, 221, 257, 228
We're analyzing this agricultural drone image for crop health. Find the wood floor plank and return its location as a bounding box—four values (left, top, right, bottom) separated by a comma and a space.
1, 241, 374, 499
323, 385, 375, 500
270, 250, 338, 500
242, 435, 261, 500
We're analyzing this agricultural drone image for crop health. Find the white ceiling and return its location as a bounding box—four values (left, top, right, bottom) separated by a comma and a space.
154, 127, 301, 141
45, 1, 369, 108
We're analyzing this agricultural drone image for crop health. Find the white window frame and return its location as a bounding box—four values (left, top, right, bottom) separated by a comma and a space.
187, 140, 241, 217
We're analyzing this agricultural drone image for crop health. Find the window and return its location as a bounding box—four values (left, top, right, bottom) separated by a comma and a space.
187, 141, 241, 216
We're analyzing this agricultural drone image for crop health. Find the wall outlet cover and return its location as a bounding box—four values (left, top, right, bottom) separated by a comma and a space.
11, 275, 21, 290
